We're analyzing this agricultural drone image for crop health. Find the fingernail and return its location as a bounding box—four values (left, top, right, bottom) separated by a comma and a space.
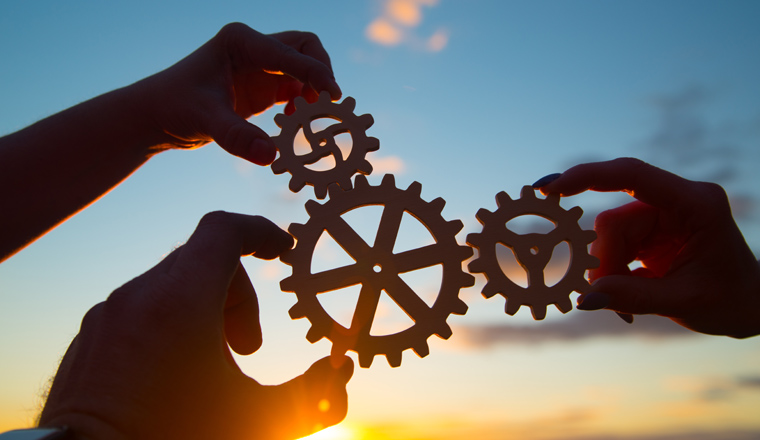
576, 292, 610, 311
532, 173, 562, 188
616, 312, 634, 324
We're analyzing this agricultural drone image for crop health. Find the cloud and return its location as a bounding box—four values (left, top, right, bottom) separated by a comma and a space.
454, 310, 695, 349
365, 0, 449, 52
368, 154, 406, 174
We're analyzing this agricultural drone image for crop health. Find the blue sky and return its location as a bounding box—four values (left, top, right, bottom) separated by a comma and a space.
2, 1, 760, 438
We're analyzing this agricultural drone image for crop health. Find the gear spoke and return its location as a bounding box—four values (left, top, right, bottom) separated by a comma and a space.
350, 283, 382, 336
305, 263, 363, 293
394, 244, 444, 273
384, 275, 432, 323
374, 203, 404, 253
326, 216, 372, 260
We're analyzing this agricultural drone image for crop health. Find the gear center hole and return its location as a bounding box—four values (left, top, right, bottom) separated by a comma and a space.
530, 246, 539, 255
373, 264, 382, 273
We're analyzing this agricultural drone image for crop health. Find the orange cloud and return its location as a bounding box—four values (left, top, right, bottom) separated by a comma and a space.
368, 155, 405, 174
365, 0, 448, 52
366, 18, 403, 46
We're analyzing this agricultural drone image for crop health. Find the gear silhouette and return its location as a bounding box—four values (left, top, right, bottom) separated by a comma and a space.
280, 174, 474, 368
466, 186, 599, 320
271, 91, 379, 199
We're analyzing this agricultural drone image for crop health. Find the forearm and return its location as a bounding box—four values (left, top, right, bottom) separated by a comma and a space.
0, 81, 169, 262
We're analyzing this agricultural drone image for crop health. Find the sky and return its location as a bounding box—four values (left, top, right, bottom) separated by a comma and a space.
1, 0, 760, 439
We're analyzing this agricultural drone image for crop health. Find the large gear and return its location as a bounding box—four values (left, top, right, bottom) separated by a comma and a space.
271, 91, 380, 199
280, 174, 474, 368
466, 186, 599, 320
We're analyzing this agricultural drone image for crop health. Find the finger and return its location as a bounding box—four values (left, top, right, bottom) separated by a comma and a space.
261, 356, 354, 439
588, 273, 686, 315
220, 24, 341, 100
540, 157, 698, 209
208, 109, 277, 165
224, 263, 263, 355
270, 31, 335, 74
171, 212, 294, 311
590, 201, 659, 281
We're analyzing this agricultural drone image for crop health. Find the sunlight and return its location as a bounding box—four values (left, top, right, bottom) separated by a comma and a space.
299, 424, 355, 440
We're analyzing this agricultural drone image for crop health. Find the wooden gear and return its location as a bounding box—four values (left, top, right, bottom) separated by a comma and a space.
280, 174, 474, 368
271, 91, 379, 199
466, 186, 599, 320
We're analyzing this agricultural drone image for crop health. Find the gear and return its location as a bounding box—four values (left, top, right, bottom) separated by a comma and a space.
280, 174, 474, 368
271, 91, 380, 199
466, 186, 599, 320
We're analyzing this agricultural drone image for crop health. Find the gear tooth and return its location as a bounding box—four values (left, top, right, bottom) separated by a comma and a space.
495, 191, 513, 207
447, 218, 464, 236
588, 255, 601, 269
429, 197, 446, 214
339, 178, 354, 191
357, 159, 374, 175
407, 181, 422, 197
381, 174, 396, 187
556, 297, 573, 314
505, 300, 521, 316
457, 245, 474, 261
530, 305, 547, 320
289, 178, 307, 194
520, 185, 537, 199
581, 230, 597, 244
568, 206, 584, 221
318, 90, 332, 102
340, 96, 357, 111
355, 174, 370, 188
305, 326, 325, 343
270, 157, 287, 174
366, 137, 380, 152
327, 183, 343, 199
452, 297, 469, 314
314, 184, 328, 200
273, 113, 288, 128
412, 341, 430, 358
304, 200, 322, 216
386, 351, 403, 368
294, 96, 309, 110
435, 323, 453, 339
462, 273, 476, 288
482, 282, 500, 298
545, 192, 561, 205
475, 208, 493, 224
358, 351, 374, 368
358, 113, 374, 128
468, 258, 486, 274
465, 232, 481, 247
288, 301, 308, 318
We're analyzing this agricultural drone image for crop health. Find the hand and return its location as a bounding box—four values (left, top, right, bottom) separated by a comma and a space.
38, 212, 353, 440
139, 22, 342, 165
536, 157, 760, 338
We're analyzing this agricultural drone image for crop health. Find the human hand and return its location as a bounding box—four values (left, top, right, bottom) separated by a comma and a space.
535, 157, 760, 338
138, 23, 342, 165
38, 212, 353, 440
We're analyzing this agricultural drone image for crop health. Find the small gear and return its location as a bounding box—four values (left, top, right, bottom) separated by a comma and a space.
271, 91, 380, 199
466, 186, 599, 320
280, 174, 474, 368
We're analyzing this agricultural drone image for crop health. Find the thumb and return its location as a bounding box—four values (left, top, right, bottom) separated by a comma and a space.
209, 109, 277, 165
579, 274, 682, 316
266, 356, 354, 439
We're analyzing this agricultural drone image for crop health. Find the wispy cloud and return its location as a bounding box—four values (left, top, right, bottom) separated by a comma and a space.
454, 310, 695, 349
367, 154, 406, 174
365, 0, 450, 52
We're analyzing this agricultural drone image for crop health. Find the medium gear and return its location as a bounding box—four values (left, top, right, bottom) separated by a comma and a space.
271, 91, 379, 199
280, 174, 474, 368
466, 186, 599, 320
